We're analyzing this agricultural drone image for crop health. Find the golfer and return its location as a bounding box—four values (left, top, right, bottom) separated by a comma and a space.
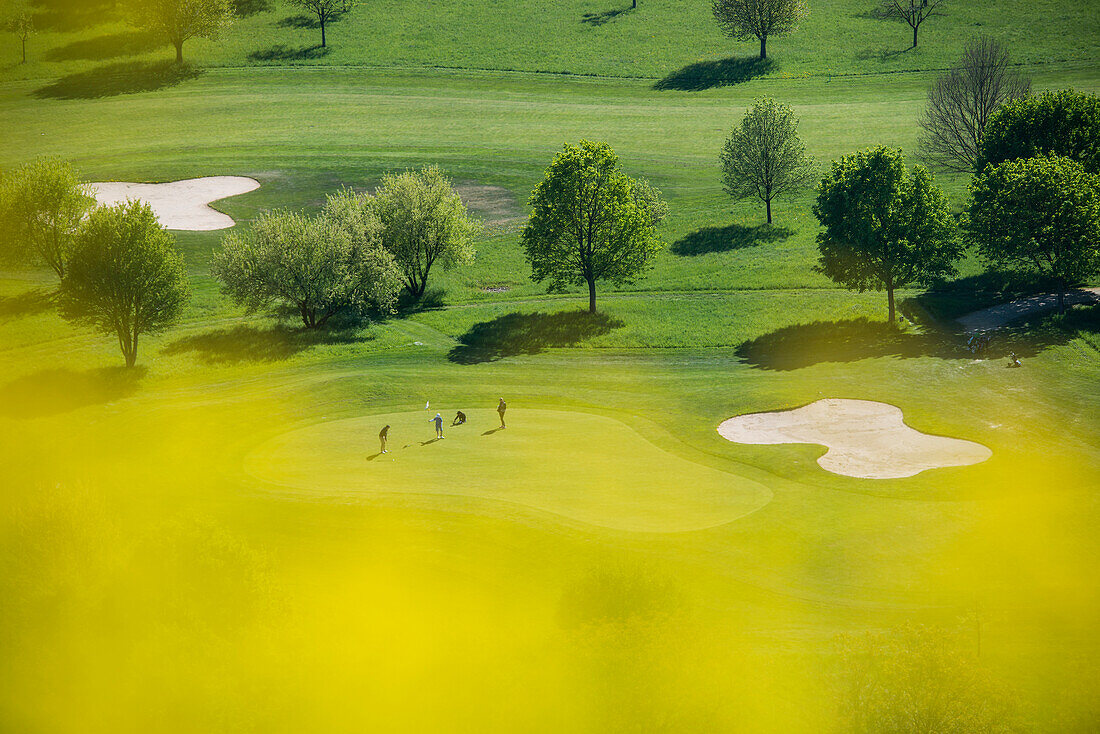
497, 397, 507, 428
379, 425, 390, 454
452, 410, 466, 426
429, 412, 444, 438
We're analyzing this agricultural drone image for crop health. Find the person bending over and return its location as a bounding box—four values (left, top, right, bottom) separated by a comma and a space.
379, 425, 390, 454
452, 411, 466, 426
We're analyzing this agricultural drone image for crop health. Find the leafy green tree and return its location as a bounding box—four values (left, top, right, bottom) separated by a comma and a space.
977, 89, 1100, 174
813, 147, 960, 325
712, 0, 807, 60
130, 0, 233, 64
720, 97, 815, 224
212, 204, 402, 329
3, 1, 34, 64
59, 201, 189, 368
287, 0, 357, 48
966, 155, 1100, 313
0, 157, 95, 280
372, 165, 480, 299
522, 140, 667, 314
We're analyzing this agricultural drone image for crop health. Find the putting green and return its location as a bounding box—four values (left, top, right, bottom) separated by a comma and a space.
244, 409, 772, 533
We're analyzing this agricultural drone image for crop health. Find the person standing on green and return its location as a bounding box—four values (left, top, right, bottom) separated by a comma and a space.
497, 398, 507, 429
429, 413, 444, 439
379, 425, 390, 454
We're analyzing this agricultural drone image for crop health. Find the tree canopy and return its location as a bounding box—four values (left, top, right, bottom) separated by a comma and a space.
522, 140, 667, 314
720, 97, 815, 224
966, 155, 1100, 312
372, 165, 480, 299
130, 0, 233, 64
919, 36, 1031, 173
0, 156, 95, 280
59, 201, 189, 367
977, 89, 1100, 174
212, 202, 403, 329
813, 147, 960, 324
712, 0, 807, 60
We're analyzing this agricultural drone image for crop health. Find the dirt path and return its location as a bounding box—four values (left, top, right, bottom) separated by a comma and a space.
957, 287, 1100, 332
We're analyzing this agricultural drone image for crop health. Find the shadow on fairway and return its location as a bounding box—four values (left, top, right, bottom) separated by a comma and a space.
45, 30, 161, 62
233, 0, 274, 16
735, 316, 1078, 371
0, 288, 55, 318
581, 6, 635, 26
32, 0, 119, 31
0, 366, 145, 418
248, 44, 330, 62
671, 224, 792, 256
449, 310, 624, 364
481, 427, 504, 436
654, 56, 772, 91
915, 270, 1062, 322
161, 323, 364, 365
34, 60, 204, 100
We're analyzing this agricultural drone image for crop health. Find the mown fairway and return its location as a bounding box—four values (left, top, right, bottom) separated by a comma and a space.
1, 1, 1098, 731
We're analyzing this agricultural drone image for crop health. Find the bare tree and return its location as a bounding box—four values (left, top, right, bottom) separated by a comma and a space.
3, 2, 33, 64
712, 0, 808, 60
919, 37, 1030, 173
287, 0, 357, 48
881, 0, 946, 48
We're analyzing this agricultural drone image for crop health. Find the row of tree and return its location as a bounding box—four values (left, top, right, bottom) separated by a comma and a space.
0, 158, 189, 367
3, 0, 356, 65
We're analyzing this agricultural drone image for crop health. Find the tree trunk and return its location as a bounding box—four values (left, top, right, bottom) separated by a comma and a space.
765, 198, 773, 224
912, 24, 918, 48
759, 35, 767, 60
174, 39, 184, 64
21, 37, 26, 64
1057, 277, 1065, 314
887, 286, 896, 326
320, 18, 326, 47
632, 0, 636, 7
587, 277, 597, 314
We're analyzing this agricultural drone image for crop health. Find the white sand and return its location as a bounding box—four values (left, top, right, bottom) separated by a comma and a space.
717, 398, 991, 479
89, 177, 260, 231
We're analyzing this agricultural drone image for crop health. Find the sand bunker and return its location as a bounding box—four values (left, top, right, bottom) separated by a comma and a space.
717, 399, 991, 479
89, 177, 260, 230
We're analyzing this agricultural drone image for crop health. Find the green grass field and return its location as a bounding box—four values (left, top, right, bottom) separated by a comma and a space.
1, 0, 1099, 731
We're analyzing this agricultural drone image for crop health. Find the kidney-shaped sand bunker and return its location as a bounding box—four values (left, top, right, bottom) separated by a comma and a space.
717, 399, 992, 479
246, 409, 772, 533
89, 176, 260, 231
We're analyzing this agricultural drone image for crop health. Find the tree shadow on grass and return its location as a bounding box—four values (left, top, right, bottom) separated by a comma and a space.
32, 0, 119, 31
161, 323, 364, 365
671, 224, 792, 256
449, 310, 624, 364
45, 30, 161, 62
277, 12, 346, 29
0, 366, 145, 418
654, 56, 772, 91
34, 60, 204, 100
581, 6, 634, 25
248, 44, 330, 62
915, 270, 1061, 322
735, 317, 1073, 371
0, 288, 55, 318
232, 0, 274, 17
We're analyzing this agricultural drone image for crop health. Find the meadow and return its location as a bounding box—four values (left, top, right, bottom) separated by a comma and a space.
1, 0, 1098, 731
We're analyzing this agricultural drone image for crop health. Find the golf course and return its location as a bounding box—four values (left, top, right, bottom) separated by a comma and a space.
0, 0, 1098, 731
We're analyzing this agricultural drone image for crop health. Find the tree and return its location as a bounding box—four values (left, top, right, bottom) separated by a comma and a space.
130, 0, 233, 64
59, 202, 189, 368
966, 155, 1100, 313
712, 0, 807, 60
522, 141, 667, 314
720, 97, 815, 224
212, 203, 402, 329
880, 0, 946, 48
813, 147, 960, 325
977, 89, 1100, 174
372, 165, 480, 299
0, 157, 95, 280
3, 1, 33, 64
287, 0, 357, 48
919, 36, 1030, 173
